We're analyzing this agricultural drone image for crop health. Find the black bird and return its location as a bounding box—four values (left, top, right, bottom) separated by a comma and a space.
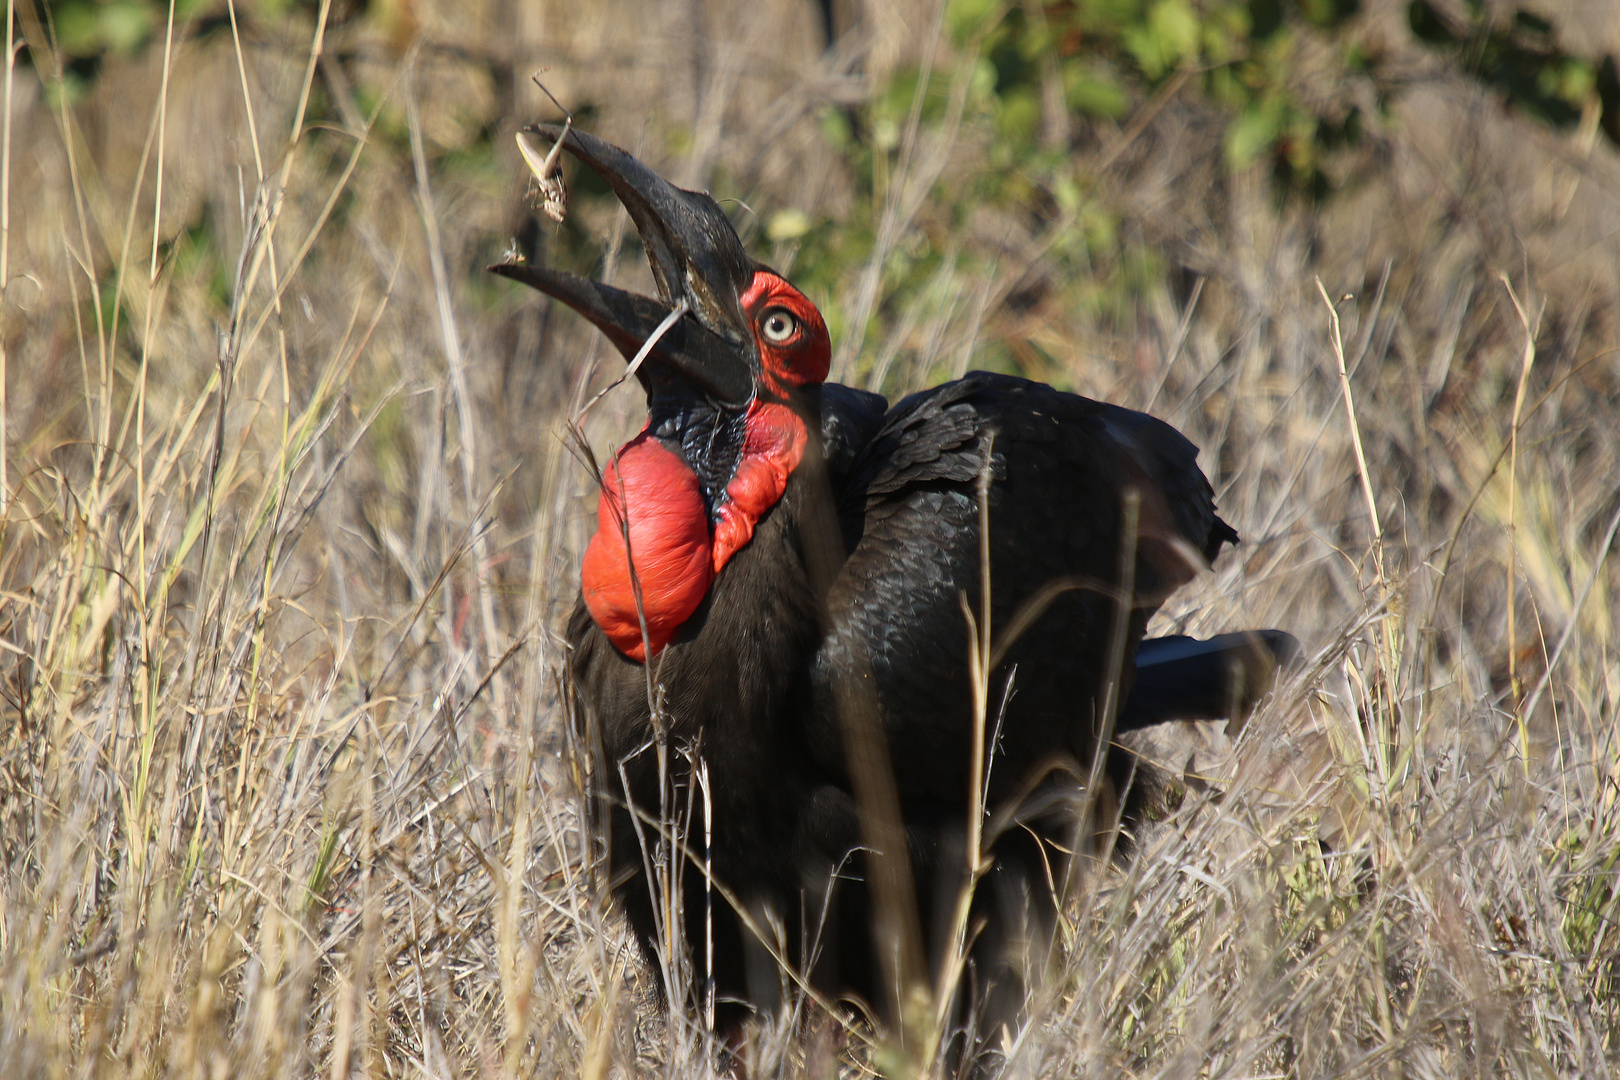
494, 127, 1294, 1050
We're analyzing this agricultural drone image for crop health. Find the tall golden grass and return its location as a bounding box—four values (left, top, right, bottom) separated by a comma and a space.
0, 1, 1616, 1076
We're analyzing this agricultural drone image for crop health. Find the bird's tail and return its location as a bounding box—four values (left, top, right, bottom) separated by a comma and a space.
1119, 630, 1300, 730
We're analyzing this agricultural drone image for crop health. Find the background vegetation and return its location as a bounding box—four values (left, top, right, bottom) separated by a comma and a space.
0, 0, 1617, 1075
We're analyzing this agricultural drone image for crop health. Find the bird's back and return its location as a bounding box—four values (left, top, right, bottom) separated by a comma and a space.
807, 372, 1233, 807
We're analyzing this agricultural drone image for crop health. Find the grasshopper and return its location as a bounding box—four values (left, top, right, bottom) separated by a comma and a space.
517, 75, 573, 223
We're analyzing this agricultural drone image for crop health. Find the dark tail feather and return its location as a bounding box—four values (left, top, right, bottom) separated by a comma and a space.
1119, 630, 1300, 730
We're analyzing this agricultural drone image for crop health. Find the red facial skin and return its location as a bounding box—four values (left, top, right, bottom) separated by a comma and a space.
580, 269, 831, 660
582, 433, 714, 662
737, 269, 831, 398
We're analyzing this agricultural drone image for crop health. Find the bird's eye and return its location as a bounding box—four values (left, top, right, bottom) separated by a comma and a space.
760, 309, 799, 345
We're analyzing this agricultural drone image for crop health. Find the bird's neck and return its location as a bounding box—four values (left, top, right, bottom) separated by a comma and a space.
580, 396, 810, 661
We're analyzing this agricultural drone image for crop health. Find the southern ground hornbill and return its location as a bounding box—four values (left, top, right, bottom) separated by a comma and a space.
493, 126, 1295, 1051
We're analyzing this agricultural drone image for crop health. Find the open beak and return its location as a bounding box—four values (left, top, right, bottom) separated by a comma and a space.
491, 125, 757, 410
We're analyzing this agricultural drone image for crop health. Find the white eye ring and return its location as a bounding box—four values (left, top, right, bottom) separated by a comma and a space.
760, 309, 799, 344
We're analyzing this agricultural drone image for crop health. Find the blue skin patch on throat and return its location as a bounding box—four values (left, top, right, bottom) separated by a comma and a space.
645, 372, 750, 519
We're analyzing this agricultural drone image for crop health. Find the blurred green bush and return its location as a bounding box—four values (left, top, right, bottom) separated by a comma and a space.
25, 0, 1618, 391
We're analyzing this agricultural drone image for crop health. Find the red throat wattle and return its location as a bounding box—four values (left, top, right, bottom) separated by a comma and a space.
581, 403, 807, 661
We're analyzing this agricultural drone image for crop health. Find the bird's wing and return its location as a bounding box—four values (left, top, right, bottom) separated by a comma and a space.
841, 372, 1233, 572
1091, 401, 1239, 563
817, 381, 889, 483
808, 371, 1236, 803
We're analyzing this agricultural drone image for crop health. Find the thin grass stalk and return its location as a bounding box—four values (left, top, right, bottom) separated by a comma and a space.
182, 1, 268, 711
1498, 273, 1539, 764
794, 432, 930, 1066
1315, 279, 1386, 586
1519, 487, 1620, 722
499, 727, 535, 1077
968, 436, 993, 868
568, 293, 710, 1064
226, 0, 266, 179
1316, 277, 1404, 794
697, 756, 715, 1033
124, 0, 182, 877
194, 2, 333, 747
14, 3, 112, 499
1065, 487, 1138, 927
0, 0, 12, 516
1418, 343, 1618, 640
407, 66, 505, 707
926, 435, 996, 1075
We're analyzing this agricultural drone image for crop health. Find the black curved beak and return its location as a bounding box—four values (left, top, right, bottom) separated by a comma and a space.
491, 125, 757, 410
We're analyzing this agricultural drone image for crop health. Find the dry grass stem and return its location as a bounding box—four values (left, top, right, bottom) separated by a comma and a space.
0, 2, 1615, 1078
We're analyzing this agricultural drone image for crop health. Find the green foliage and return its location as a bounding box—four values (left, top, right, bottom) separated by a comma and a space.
759, 0, 1390, 384
749, 0, 1617, 388
1276, 837, 1360, 944
52, 0, 155, 57
951, 0, 1370, 197
35, 1, 325, 73
1556, 821, 1620, 986
161, 210, 232, 315
1408, 0, 1620, 146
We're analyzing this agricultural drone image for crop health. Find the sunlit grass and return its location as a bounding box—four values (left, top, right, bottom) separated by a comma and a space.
0, 2, 1616, 1078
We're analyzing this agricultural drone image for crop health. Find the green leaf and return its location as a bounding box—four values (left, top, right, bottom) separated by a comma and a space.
1558, 59, 1595, 106
996, 87, 1042, 146
765, 208, 812, 243
100, 2, 155, 54
1122, 25, 1165, 79
819, 107, 854, 150
1122, 0, 1201, 80
1078, 0, 1142, 33
1225, 103, 1281, 169
53, 2, 102, 56
1064, 63, 1129, 118
947, 0, 1003, 42
1149, 0, 1201, 66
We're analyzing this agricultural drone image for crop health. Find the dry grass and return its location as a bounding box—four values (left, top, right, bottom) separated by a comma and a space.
0, 0, 1616, 1076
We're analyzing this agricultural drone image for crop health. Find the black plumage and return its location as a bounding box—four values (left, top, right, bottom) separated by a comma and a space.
494, 126, 1295, 1046
568, 371, 1249, 1024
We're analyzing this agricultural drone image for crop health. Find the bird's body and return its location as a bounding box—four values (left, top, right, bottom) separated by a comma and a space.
567, 370, 1237, 1027
494, 126, 1293, 1044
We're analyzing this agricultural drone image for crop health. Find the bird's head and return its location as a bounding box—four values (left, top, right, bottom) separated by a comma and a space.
493, 126, 830, 661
